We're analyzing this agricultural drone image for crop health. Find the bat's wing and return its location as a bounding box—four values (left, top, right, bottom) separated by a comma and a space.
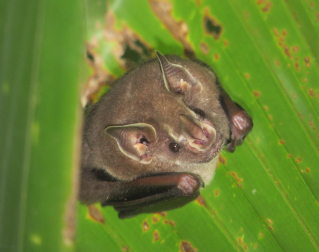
80, 169, 202, 219
219, 89, 253, 152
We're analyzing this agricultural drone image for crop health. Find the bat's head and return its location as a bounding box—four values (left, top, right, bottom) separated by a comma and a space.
99, 52, 230, 184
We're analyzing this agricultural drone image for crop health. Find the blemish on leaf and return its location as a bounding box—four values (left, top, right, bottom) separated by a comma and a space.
275, 59, 280, 66
214, 53, 220, 61
263, 106, 268, 111
267, 219, 273, 224
279, 139, 285, 145
196, 194, 206, 206
155, 212, 167, 217
244, 73, 250, 79
149, 0, 194, 55
238, 237, 243, 245
143, 220, 149, 231
269, 226, 274, 231
282, 30, 288, 36
295, 157, 302, 163
228, 172, 243, 183
306, 167, 310, 173
244, 245, 248, 251
87, 205, 105, 224
200, 42, 209, 55
223, 40, 229, 47
122, 246, 130, 252
163, 219, 176, 227
254, 243, 258, 249
253, 90, 261, 97
268, 115, 273, 120
293, 46, 299, 52
30, 234, 42, 245
309, 120, 315, 130
259, 232, 264, 238
153, 230, 160, 242
295, 61, 300, 71
219, 155, 227, 165
308, 88, 315, 97
204, 8, 223, 40
287, 154, 292, 158
237, 183, 243, 188
195, 0, 201, 6
1, 82, 9, 94
152, 216, 159, 223
302, 77, 308, 82
215, 190, 220, 196
180, 241, 197, 252
299, 112, 304, 120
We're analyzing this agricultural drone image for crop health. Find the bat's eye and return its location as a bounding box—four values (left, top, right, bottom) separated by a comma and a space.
169, 142, 180, 153
140, 137, 150, 146
193, 108, 205, 118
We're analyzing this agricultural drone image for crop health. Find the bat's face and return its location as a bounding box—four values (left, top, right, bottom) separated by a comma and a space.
88, 53, 230, 184
80, 52, 253, 218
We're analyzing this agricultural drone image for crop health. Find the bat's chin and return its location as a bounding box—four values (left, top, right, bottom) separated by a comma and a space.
199, 133, 224, 163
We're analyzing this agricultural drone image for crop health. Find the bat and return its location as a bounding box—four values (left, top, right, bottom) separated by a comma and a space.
79, 52, 253, 219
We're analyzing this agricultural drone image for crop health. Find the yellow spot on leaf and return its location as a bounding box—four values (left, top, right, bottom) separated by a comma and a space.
1, 82, 9, 94
30, 234, 42, 245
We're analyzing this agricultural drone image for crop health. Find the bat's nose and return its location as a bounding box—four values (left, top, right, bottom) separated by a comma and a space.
179, 114, 216, 152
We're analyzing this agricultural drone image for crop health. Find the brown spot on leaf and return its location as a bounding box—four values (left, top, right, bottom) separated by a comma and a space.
215, 190, 219, 196
180, 241, 197, 252
163, 219, 176, 227
149, 0, 194, 55
309, 120, 315, 130
244, 73, 250, 79
87, 205, 105, 224
228, 172, 243, 183
302, 77, 308, 82
237, 183, 243, 188
306, 167, 310, 173
269, 226, 274, 231
219, 155, 227, 165
279, 139, 285, 145
293, 46, 299, 52
299, 112, 304, 120
308, 88, 315, 97
263, 106, 269, 111
200, 42, 209, 55
287, 154, 292, 158
253, 90, 261, 97
295, 157, 302, 163
204, 8, 223, 40
122, 247, 130, 252
195, 0, 201, 6
262, 1, 272, 12
214, 53, 220, 61
196, 195, 206, 206
155, 212, 167, 217
223, 40, 229, 47
268, 115, 273, 120
238, 237, 243, 245
275, 59, 280, 66
152, 216, 159, 223
282, 30, 288, 36
245, 11, 249, 19
267, 219, 273, 224
295, 61, 300, 71
244, 245, 248, 251
143, 220, 150, 231
153, 230, 160, 241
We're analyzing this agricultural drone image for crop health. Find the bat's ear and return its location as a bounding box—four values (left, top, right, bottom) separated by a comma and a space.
155, 51, 200, 93
179, 115, 216, 152
105, 123, 157, 164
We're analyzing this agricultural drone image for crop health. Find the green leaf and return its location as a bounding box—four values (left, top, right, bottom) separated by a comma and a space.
77, 0, 319, 251
0, 0, 84, 251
